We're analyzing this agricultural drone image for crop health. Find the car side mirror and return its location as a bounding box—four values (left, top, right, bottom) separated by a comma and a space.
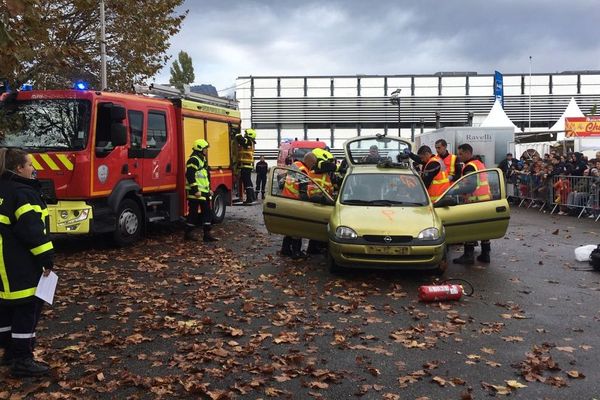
111, 123, 127, 146
434, 197, 457, 208
111, 105, 126, 122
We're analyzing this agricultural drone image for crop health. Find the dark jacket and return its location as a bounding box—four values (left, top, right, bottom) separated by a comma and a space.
570, 153, 587, 177
497, 158, 514, 179
255, 160, 268, 176
0, 171, 54, 304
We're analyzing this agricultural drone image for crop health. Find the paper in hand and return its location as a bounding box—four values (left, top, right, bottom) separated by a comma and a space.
35, 271, 58, 305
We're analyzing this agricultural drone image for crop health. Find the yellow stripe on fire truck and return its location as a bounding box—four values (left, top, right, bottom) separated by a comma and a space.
31, 154, 74, 171
40, 154, 60, 171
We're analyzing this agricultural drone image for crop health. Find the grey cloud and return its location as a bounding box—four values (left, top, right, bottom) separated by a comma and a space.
156, 0, 600, 90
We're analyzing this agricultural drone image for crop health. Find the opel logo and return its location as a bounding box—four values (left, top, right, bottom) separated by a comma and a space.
383, 236, 392, 243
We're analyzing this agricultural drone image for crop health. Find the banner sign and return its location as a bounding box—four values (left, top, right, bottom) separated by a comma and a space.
494, 71, 504, 107
565, 116, 600, 137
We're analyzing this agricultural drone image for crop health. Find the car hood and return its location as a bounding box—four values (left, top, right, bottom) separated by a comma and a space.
334, 204, 439, 237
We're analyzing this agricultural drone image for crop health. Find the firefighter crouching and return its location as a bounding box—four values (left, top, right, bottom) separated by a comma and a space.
451, 143, 492, 265
306, 148, 336, 254
280, 152, 317, 259
184, 139, 218, 242
0, 148, 54, 377
236, 128, 257, 204
416, 145, 451, 202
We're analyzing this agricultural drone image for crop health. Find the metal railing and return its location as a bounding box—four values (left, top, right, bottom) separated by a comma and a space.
507, 174, 600, 221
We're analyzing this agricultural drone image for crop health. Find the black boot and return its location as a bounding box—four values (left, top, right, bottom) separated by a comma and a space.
290, 238, 306, 260
477, 242, 491, 263
1, 348, 12, 366
453, 244, 475, 265
184, 225, 196, 241
244, 188, 255, 204
203, 226, 219, 242
281, 237, 293, 257
261, 192, 265, 200
11, 357, 49, 377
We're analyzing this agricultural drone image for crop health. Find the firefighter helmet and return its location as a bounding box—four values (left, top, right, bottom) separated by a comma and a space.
245, 128, 257, 139
312, 148, 334, 162
192, 139, 209, 151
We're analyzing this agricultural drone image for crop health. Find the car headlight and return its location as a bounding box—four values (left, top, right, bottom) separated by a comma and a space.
417, 227, 440, 240
335, 226, 358, 240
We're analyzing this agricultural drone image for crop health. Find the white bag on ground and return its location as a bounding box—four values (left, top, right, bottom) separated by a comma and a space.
574, 245, 597, 262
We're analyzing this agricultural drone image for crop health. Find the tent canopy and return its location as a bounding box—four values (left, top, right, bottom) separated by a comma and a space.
480, 99, 520, 132
550, 97, 584, 140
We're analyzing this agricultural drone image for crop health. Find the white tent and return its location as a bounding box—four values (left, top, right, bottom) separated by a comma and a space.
480, 99, 520, 133
549, 97, 584, 140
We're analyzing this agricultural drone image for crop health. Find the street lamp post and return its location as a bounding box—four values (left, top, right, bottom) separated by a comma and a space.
528, 56, 532, 131
390, 89, 402, 138
100, 0, 107, 90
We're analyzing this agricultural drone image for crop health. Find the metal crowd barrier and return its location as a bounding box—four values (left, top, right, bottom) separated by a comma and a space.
507, 174, 600, 221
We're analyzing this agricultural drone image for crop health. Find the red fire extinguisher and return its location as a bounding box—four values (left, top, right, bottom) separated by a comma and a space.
418, 279, 473, 302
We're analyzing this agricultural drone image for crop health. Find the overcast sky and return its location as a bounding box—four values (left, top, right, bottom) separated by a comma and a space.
153, 0, 600, 94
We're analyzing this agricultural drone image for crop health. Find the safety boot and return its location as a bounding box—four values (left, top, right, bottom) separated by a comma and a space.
477, 242, 491, 263
1, 348, 12, 366
11, 357, 49, 377
244, 188, 256, 204
203, 226, 219, 242
452, 244, 475, 265
184, 225, 196, 241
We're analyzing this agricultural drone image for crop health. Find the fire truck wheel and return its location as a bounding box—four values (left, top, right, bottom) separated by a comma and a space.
212, 188, 227, 224
113, 198, 142, 246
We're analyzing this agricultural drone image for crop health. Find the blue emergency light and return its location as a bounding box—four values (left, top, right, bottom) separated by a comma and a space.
20, 83, 33, 91
73, 81, 89, 90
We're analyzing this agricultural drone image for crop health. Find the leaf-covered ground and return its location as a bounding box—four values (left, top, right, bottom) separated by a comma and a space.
1, 207, 599, 399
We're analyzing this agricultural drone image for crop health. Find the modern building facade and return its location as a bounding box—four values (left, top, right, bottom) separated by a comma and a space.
235, 71, 600, 149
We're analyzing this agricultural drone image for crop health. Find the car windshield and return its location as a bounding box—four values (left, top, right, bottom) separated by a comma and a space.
291, 147, 318, 162
347, 137, 410, 165
0, 98, 91, 150
340, 173, 428, 206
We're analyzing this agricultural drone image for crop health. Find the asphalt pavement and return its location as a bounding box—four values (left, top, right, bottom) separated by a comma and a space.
1, 203, 599, 399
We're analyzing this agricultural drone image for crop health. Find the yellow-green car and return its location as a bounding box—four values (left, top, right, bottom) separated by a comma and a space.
263, 136, 510, 273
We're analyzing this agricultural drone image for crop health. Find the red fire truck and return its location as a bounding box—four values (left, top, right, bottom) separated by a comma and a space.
0, 84, 241, 245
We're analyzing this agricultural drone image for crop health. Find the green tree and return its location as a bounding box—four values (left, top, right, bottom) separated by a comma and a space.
0, 0, 187, 91
169, 51, 195, 91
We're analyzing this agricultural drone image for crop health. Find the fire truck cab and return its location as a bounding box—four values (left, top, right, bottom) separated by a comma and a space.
0, 85, 241, 245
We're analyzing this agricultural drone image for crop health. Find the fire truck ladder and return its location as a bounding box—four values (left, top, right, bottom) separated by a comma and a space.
133, 83, 238, 109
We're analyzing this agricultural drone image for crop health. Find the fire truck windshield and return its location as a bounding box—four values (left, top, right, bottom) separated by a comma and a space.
0, 98, 91, 150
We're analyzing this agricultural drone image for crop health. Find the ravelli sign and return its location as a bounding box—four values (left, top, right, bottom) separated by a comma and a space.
464, 133, 493, 142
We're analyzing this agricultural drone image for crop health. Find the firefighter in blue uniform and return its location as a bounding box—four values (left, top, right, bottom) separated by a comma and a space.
184, 139, 218, 242
0, 148, 54, 377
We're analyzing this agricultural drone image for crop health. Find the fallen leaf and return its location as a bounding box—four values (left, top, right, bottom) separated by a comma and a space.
556, 346, 576, 353
566, 370, 585, 379
505, 380, 527, 389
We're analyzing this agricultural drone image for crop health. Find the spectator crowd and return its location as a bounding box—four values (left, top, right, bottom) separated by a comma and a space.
499, 150, 600, 219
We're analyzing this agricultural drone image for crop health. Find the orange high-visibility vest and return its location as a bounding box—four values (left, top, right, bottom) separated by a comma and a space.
307, 171, 333, 197
282, 161, 309, 199
425, 155, 451, 201
442, 153, 458, 179
462, 159, 491, 202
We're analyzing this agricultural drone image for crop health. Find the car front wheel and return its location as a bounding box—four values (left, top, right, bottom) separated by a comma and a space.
327, 250, 342, 274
